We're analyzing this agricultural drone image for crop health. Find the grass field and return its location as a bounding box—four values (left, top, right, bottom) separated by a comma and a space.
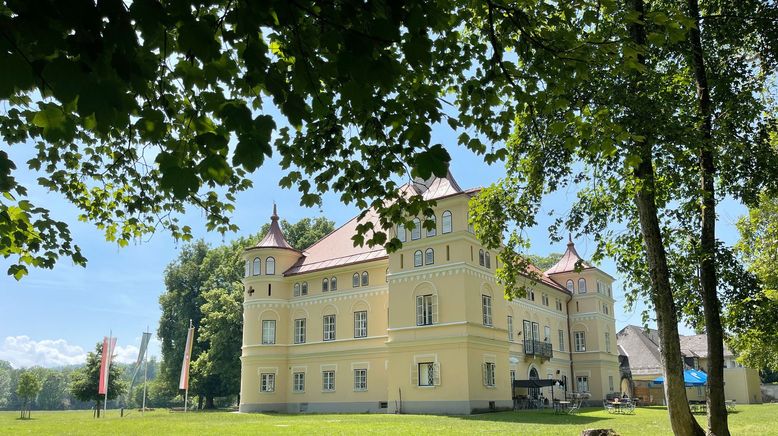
2, 404, 777, 435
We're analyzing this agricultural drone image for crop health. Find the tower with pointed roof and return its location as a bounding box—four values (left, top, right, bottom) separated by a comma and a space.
544, 236, 619, 401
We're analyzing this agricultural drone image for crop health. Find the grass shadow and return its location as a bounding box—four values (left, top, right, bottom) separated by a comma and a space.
454, 408, 615, 426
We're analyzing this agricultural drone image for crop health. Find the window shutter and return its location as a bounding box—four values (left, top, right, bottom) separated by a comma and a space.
416, 296, 423, 326
431, 295, 439, 324
411, 363, 418, 386
433, 363, 441, 386
482, 363, 488, 386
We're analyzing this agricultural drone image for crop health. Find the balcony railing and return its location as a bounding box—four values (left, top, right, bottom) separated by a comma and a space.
523, 340, 553, 359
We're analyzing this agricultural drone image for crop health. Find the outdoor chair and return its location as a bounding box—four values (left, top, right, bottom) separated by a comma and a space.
568, 398, 582, 415
603, 399, 614, 414
726, 400, 737, 412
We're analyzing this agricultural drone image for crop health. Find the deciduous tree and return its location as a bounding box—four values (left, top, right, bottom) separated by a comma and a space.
69, 342, 127, 417
16, 370, 41, 419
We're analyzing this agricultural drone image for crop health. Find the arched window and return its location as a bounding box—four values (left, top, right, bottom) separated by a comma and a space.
425, 248, 434, 265
265, 257, 275, 275
361, 271, 369, 286
301, 282, 308, 295
485, 252, 491, 268
244, 260, 250, 277
294, 283, 301, 297
397, 223, 406, 243
466, 212, 475, 233
414, 250, 423, 267
426, 214, 437, 237
322, 278, 329, 292
578, 278, 587, 294
331, 277, 338, 291
442, 210, 452, 234
479, 249, 485, 266
253, 257, 261, 276
353, 273, 360, 287
566, 280, 574, 293
411, 218, 421, 240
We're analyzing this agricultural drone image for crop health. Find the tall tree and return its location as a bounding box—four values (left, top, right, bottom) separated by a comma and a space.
0, 360, 11, 409
0, 0, 466, 280
16, 371, 41, 419
69, 342, 127, 417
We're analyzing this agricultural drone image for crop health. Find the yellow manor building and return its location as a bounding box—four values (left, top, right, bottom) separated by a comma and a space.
239, 173, 620, 414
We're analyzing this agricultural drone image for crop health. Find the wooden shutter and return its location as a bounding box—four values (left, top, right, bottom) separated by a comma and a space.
431, 294, 439, 324
416, 296, 423, 325
433, 363, 441, 386
411, 363, 419, 386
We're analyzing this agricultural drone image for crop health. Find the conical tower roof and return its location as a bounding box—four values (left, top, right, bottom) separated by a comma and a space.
545, 234, 592, 275
255, 204, 295, 250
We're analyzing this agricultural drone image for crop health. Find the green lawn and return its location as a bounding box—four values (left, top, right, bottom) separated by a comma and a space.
2, 404, 777, 435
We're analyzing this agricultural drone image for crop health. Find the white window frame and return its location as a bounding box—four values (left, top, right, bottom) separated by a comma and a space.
293, 372, 305, 393
331, 276, 337, 291
416, 294, 437, 326
265, 257, 275, 275
354, 369, 367, 391
294, 283, 301, 297
397, 223, 406, 242
578, 278, 587, 294
261, 320, 276, 345
301, 282, 308, 295
574, 331, 586, 352
559, 330, 565, 352
322, 370, 335, 392
566, 280, 574, 292
544, 326, 551, 343
483, 362, 496, 387
361, 271, 369, 286
322, 278, 329, 292
260, 373, 275, 392
576, 375, 589, 393
323, 314, 336, 341
417, 362, 437, 387
354, 311, 367, 338
414, 250, 423, 267
426, 215, 437, 237
253, 257, 261, 276
507, 316, 514, 342
352, 273, 360, 287
482, 295, 492, 326
294, 318, 306, 344
411, 218, 421, 240
425, 248, 434, 265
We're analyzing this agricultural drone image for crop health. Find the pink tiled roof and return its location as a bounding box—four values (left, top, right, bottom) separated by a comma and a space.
255, 204, 295, 250
525, 263, 569, 293
283, 173, 475, 276
544, 236, 592, 275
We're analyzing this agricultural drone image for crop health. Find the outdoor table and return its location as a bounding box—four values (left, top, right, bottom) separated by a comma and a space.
610, 400, 623, 413
555, 401, 571, 414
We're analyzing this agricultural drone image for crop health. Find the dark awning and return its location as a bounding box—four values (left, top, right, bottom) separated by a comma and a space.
513, 379, 565, 388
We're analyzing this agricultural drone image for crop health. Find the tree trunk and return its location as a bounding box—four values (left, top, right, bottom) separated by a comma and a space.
686, 0, 729, 434
205, 396, 215, 409
197, 394, 203, 410
627, 0, 705, 435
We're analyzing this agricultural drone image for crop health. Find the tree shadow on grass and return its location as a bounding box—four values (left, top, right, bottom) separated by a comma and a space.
455, 408, 615, 426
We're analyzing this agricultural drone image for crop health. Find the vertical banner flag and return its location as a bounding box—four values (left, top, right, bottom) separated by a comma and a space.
130, 332, 152, 385
179, 323, 195, 390
98, 336, 117, 395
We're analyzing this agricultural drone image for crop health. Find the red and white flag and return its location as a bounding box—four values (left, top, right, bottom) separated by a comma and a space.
98, 336, 117, 395
179, 324, 195, 390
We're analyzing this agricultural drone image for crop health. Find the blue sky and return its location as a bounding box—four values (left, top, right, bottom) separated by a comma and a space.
0, 121, 747, 368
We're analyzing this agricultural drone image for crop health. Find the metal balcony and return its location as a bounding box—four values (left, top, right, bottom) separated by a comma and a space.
523, 339, 553, 359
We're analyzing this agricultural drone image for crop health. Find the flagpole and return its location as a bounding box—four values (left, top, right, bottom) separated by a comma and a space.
104, 330, 111, 417
142, 327, 149, 416
185, 320, 191, 413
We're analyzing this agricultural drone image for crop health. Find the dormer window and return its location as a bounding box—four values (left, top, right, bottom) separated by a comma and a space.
253, 257, 261, 276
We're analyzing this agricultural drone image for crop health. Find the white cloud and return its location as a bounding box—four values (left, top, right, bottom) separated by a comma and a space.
0, 336, 87, 368
112, 344, 141, 365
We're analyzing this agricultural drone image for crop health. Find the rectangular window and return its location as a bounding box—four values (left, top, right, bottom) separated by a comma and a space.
559, 330, 565, 352
544, 326, 551, 343
542, 294, 549, 306
322, 370, 335, 391
608, 375, 614, 392
354, 369, 367, 391
605, 332, 611, 353
262, 320, 276, 345
354, 311, 367, 338
418, 362, 435, 386
260, 373, 275, 392
574, 331, 586, 352
532, 322, 539, 342
483, 362, 496, 387
507, 316, 514, 341
293, 372, 305, 393
576, 376, 589, 393
416, 294, 436, 326
482, 295, 492, 326
294, 318, 306, 344
323, 315, 336, 341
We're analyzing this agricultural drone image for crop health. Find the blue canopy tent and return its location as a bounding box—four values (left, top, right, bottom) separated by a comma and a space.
652, 369, 708, 387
